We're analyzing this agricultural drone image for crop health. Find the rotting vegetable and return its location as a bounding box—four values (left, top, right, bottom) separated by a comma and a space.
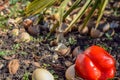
75, 45, 116, 80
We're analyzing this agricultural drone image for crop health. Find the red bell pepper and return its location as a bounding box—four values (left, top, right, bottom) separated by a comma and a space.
75, 45, 116, 80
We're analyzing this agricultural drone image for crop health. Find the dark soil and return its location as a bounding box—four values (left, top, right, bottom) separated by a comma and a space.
0, 0, 120, 80
0, 25, 120, 80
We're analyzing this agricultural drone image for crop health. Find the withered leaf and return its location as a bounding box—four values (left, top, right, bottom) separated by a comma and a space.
3, 55, 15, 60
23, 60, 31, 66
8, 59, 20, 74
32, 61, 40, 67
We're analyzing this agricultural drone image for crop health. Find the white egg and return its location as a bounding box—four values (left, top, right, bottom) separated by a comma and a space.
32, 68, 54, 80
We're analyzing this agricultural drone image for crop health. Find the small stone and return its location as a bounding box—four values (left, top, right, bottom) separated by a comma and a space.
11, 29, 19, 36
0, 63, 4, 69
0, 40, 3, 44
27, 26, 40, 36
90, 28, 104, 38
64, 60, 73, 67
19, 32, 31, 43
103, 23, 110, 32
53, 54, 58, 60
65, 65, 75, 80
79, 26, 89, 34
55, 43, 71, 56
72, 46, 83, 58
7, 19, 16, 26
6, 77, 12, 80
23, 19, 33, 29
107, 29, 115, 36
50, 40, 58, 46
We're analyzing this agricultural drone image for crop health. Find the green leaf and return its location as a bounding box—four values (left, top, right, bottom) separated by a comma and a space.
95, 0, 108, 29
10, 0, 18, 5
58, 0, 70, 25
25, 0, 56, 16
0, 51, 6, 56
64, 0, 92, 34
80, 0, 100, 31
63, 0, 82, 21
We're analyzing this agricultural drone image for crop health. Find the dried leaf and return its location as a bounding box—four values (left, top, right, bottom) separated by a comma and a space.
51, 64, 65, 71
32, 62, 40, 67
23, 60, 31, 66
64, 60, 73, 67
8, 59, 20, 74
0, 0, 9, 11
32, 54, 41, 61
3, 55, 15, 60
